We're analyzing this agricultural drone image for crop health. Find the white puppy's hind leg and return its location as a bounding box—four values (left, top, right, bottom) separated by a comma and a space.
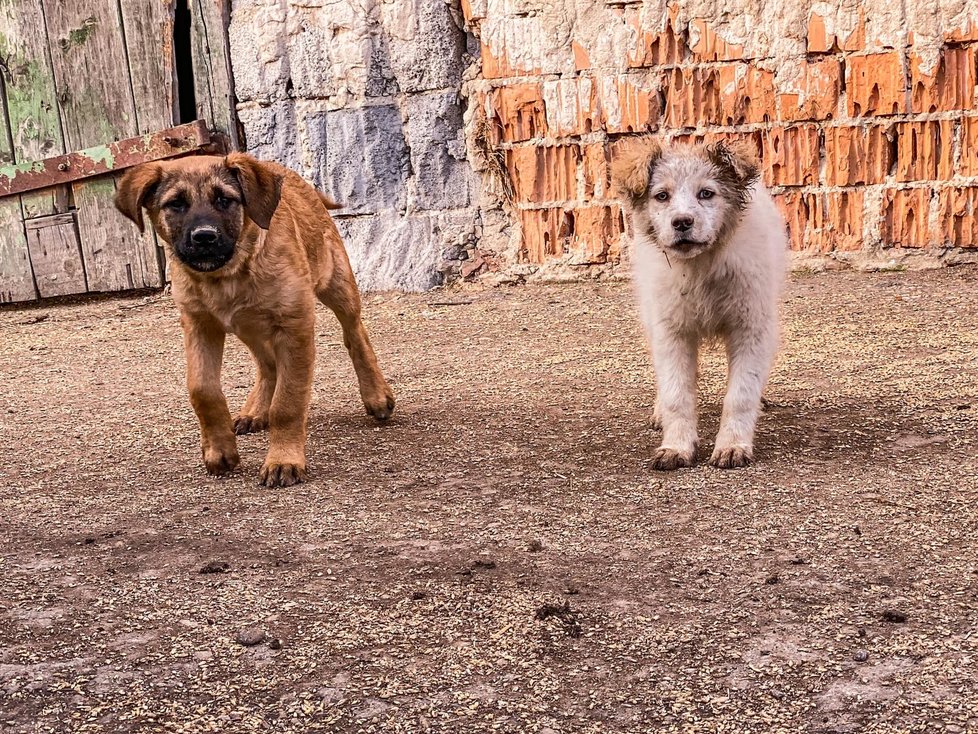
711, 325, 778, 468
650, 329, 700, 470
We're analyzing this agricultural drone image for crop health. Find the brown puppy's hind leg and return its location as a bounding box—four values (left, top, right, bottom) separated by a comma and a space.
181, 314, 240, 475
234, 333, 277, 435
316, 253, 395, 421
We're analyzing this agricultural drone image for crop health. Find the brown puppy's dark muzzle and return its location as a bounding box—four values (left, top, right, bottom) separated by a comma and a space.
176, 225, 236, 272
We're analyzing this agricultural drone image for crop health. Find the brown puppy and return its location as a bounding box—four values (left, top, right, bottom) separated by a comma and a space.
115, 154, 395, 487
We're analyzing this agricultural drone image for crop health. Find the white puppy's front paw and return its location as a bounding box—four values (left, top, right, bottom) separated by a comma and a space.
709, 444, 753, 469
651, 446, 696, 470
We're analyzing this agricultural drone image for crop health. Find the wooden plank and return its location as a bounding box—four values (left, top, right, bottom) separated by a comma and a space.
118, 0, 176, 134
0, 42, 32, 302
24, 212, 73, 229
0, 0, 65, 160
41, 0, 138, 149
21, 186, 69, 218
0, 0, 70, 217
74, 176, 163, 291
0, 61, 14, 166
0, 0, 67, 300
190, 0, 236, 148
25, 212, 86, 298
42, 0, 166, 294
0, 0, 70, 216
0, 197, 36, 302
0, 120, 211, 197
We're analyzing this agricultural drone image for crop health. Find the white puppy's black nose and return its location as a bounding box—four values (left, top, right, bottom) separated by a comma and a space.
190, 227, 219, 246
672, 217, 694, 233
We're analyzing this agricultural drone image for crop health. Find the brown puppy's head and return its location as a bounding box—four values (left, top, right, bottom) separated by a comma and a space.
612, 136, 760, 259
115, 154, 283, 274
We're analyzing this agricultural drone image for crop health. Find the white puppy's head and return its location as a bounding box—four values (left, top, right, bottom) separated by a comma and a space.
613, 137, 760, 260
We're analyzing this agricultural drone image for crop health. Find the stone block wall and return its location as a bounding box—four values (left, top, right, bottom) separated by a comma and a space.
228, 0, 978, 290
228, 0, 481, 291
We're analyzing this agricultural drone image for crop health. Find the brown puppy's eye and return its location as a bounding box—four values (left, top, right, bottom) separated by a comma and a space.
214, 195, 236, 210
654, 191, 670, 202
698, 189, 715, 200
164, 199, 188, 213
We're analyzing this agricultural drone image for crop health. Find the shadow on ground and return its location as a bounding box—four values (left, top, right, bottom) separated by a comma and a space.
1, 269, 976, 732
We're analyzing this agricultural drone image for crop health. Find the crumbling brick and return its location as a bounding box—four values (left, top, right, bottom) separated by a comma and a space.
823, 125, 893, 186
910, 47, 976, 113
846, 53, 906, 117
762, 125, 821, 187
506, 145, 580, 204
893, 120, 954, 182
939, 187, 978, 247
881, 188, 932, 247
488, 84, 547, 143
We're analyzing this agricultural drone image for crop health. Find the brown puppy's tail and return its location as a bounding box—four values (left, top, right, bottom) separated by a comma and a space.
318, 191, 343, 210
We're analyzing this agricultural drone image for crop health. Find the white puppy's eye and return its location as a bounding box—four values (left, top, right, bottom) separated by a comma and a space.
654, 191, 670, 202
698, 189, 715, 200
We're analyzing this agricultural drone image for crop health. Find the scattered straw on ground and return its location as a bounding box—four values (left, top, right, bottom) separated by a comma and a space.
1, 269, 976, 733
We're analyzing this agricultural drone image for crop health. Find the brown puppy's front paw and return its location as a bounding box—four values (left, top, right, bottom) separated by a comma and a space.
364, 390, 396, 422
259, 460, 307, 488
203, 444, 240, 475
710, 446, 753, 469
234, 413, 268, 435
650, 447, 695, 471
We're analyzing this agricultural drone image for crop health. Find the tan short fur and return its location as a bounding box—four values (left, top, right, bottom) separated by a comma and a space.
115, 153, 395, 487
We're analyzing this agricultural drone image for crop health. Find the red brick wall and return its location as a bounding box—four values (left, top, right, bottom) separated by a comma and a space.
464, 2, 978, 271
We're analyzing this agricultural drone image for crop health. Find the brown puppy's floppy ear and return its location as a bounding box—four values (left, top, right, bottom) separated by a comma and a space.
611, 136, 663, 201
707, 139, 761, 187
114, 163, 162, 233
224, 152, 284, 229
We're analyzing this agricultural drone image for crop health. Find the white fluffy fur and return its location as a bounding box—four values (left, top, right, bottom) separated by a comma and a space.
625, 144, 788, 469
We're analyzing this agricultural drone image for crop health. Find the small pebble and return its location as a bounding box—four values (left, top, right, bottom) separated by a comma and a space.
854, 649, 869, 662
268, 638, 282, 650
882, 609, 908, 623
199, 561, 230, 574
236, 627, 266, 647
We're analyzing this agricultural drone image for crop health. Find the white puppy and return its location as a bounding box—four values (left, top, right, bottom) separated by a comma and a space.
613, 137, 787, 469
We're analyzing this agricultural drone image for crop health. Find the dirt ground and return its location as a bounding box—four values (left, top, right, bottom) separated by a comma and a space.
1, 268, 977, 734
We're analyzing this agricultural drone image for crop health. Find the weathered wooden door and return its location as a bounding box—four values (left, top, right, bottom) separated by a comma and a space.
0, 0, 235, 303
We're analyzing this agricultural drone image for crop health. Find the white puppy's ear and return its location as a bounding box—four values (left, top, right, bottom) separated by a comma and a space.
612, 137, 664, 201
706, 139, 760, 187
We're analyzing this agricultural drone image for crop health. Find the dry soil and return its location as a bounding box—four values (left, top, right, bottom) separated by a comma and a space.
1, 269, 977, 733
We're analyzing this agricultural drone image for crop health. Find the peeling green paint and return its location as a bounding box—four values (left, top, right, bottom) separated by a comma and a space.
0, 35, 63, 161
81, 177, 115, 195
0, 159, 44, 179
59, 16, 98, 52
85, 145, 114, 168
